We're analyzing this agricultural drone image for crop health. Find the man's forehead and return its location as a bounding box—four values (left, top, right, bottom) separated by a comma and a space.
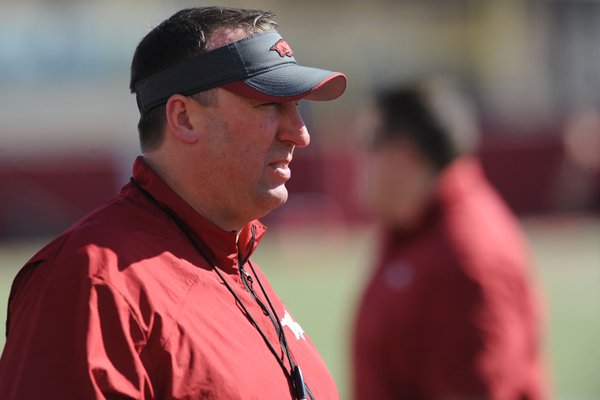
206, 27, 253, 51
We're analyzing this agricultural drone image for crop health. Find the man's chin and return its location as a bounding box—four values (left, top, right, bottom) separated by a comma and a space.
259, 187, 289, 213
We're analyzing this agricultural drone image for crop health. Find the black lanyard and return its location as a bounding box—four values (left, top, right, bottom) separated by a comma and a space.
130, 178, 313, 400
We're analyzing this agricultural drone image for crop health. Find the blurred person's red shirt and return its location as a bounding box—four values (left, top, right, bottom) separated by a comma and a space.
353, 158, 550, 400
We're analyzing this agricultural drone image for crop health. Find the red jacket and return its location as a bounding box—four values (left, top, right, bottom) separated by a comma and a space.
353, 158, 549, 400
0, 157, 338, 399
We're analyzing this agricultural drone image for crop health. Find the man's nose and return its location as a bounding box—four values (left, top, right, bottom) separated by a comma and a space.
277, 103, 310, 147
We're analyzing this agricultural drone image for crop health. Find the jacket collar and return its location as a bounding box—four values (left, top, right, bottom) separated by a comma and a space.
126, 156, 267, 273
384, 156, 484, 244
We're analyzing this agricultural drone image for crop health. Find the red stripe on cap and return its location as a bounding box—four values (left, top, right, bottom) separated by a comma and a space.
304, 73, 347, 101
222, 73, 347, 102
221, 81, 308, 102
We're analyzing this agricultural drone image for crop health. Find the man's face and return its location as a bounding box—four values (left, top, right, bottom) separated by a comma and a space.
363, 131, 437, 229
188, 88, 310, 228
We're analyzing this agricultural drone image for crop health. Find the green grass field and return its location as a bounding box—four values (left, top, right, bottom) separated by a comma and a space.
1, 217, 599, 399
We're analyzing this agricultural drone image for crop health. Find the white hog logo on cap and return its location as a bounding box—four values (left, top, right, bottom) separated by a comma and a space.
270, 39, 294, 58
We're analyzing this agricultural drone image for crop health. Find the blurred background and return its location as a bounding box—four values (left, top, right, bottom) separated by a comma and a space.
0, 0, 599, 398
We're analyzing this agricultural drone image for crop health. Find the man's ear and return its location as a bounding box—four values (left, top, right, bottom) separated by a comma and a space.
165, 94, 199, 144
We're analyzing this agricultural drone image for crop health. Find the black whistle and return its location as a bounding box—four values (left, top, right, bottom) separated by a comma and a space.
292, 365, 307, 400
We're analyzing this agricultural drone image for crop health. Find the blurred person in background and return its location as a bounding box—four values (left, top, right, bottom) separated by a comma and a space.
352, 79, 549, 400
0, 6, 346, 399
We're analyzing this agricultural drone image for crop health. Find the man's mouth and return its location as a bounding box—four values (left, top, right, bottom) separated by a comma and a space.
269, 159, 292, 179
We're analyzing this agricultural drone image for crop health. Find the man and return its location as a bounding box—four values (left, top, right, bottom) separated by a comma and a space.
0, 6, 346, 399
353, 80, 549, 400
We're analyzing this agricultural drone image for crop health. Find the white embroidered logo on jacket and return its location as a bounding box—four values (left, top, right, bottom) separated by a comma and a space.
281, 310, 305, 340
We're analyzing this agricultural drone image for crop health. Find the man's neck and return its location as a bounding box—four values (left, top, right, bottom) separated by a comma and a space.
142, 153, 246, 234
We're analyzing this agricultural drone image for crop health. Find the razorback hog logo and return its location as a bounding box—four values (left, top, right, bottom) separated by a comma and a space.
270, 39, 294, 58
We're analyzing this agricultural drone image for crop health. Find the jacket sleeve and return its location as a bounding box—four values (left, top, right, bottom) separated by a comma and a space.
0, 254, 155, 399
418, 258, 533, 399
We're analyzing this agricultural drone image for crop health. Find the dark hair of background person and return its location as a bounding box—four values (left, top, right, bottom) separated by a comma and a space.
129, 7, 278, 152
375, 80, 478, 171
